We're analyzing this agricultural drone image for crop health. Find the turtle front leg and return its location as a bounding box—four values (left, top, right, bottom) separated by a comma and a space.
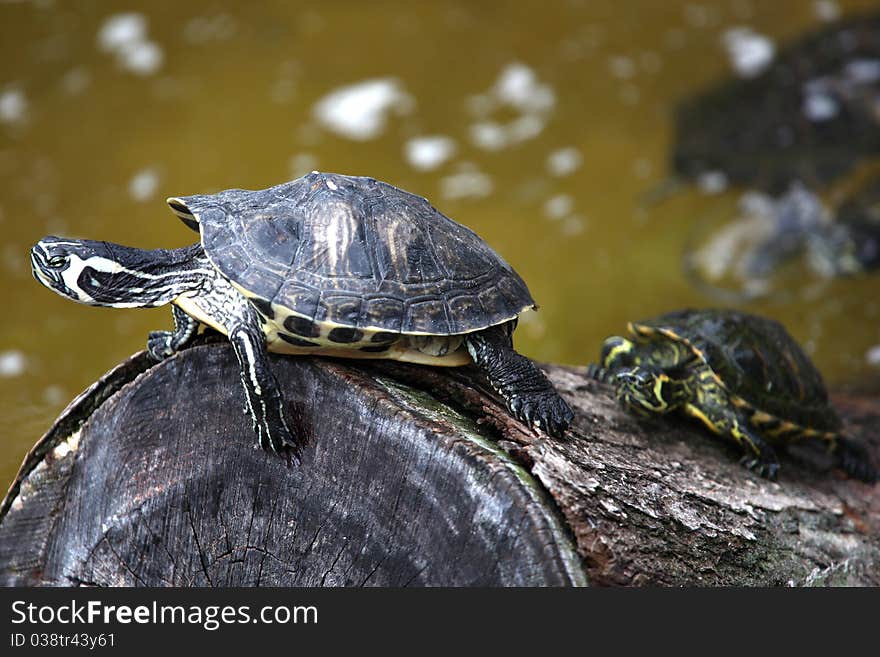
727, 415, 781, 480
148, 305, 199, 360
466, 324, 573, 436
227, 313, 306, 464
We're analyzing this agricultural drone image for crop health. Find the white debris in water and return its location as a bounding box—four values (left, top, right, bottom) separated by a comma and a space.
697, 170, 729, 194
464, 93, 496, 118
313, 78, 413, 141
43, 385, 65, 406
467, 63, 555, 151
440, 163, 493, 200
802, 90, 839, 122
543, 194, 573, 220
845, 59, 880, 84
0, 89, 27, 124
62, 67, 91, 95
608, 55, 636, 80
183, 14, 238, 44
128, 167, 160, 202
97, 13, 164, 76
470, 121, 508, 151
639, 51, 663, 74
119, 40, 164, 76
546, 147, 583, 177
867, 345, 880, 366
0, 350, 26, 378
404, 135, 456, 171
289, 152, 318, 178
684, 4, 721, 29
561, 215, 586, 236
508, 114, 545, 142
813, 0, 840, 22
97, 13, 147, 52
494, 63, 556, 114
722, 27, 775, 78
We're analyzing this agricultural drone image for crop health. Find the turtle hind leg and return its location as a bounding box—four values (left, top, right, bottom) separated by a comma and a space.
148, 305, 199, 360
466, 324, 573, 437
834, 437, 878, 483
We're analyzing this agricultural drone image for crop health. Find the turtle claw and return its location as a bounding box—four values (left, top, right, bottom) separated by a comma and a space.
254, 415, 304, 467
836, 438, 878, 484
739, 454, 780, 481
508, 392, 573, 438
147, 331, 174, 361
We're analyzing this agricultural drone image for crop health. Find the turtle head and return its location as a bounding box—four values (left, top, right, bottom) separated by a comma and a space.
31, 236, 199, 308
612, 367, 689, 416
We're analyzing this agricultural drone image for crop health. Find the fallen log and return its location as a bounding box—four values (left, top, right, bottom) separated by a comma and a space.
1, 334, 878, 586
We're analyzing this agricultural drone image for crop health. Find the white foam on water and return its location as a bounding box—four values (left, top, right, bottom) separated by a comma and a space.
440, 163, 493, 200
313, 78, 413, 141
0, 89, 27, 124
466, 62, 556, 151
813, 0, 840, 22
803, 91, 839, 122
183, 14, 238, 44
128, 167, 160, 202
0, 350, 26, 378
97, 13, 147, 53
697, 170, 729, 194
543, 194, 574, 220
608, 55, 636, 80
722, 27, 775, 79
97, 13, 164, 76
546, 147, 583, 177
508, 114, 545, 142
469, 121, 508, 151
404, 136, 456, 171
119, 40, 164, 76
62, 67, 91, 95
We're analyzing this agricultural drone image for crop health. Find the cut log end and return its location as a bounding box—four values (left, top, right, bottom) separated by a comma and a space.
1, 335, 878, 586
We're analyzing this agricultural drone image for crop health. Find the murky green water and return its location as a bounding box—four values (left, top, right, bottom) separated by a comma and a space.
2, 0, 879, 489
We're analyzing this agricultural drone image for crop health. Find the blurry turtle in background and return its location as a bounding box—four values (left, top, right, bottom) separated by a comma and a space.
683, 177, 880, 302
658, 12, 880, 301
672, 13, 880, 195
588, 309, 877, 482
807, 175, 880, 277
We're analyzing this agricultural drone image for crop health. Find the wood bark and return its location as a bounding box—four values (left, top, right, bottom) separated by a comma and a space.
1, 334, 878, 586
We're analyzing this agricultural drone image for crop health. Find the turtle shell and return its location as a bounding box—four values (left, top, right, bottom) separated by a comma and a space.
166, 171, 534, 336
630, 308, 841, 431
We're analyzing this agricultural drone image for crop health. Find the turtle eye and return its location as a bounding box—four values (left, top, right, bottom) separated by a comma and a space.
47, 255, 67, 268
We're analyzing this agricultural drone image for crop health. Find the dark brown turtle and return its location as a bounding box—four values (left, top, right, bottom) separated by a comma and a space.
31, 172, 573, 461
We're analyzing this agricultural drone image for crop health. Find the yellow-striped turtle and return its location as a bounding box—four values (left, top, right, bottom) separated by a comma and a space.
31, 172, 573, 462
588, 308, 876, 482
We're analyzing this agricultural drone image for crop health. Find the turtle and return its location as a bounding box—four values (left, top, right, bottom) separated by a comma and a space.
671, 13, 880, 195
30, 171, 574, 462
587, 308, 876, 482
